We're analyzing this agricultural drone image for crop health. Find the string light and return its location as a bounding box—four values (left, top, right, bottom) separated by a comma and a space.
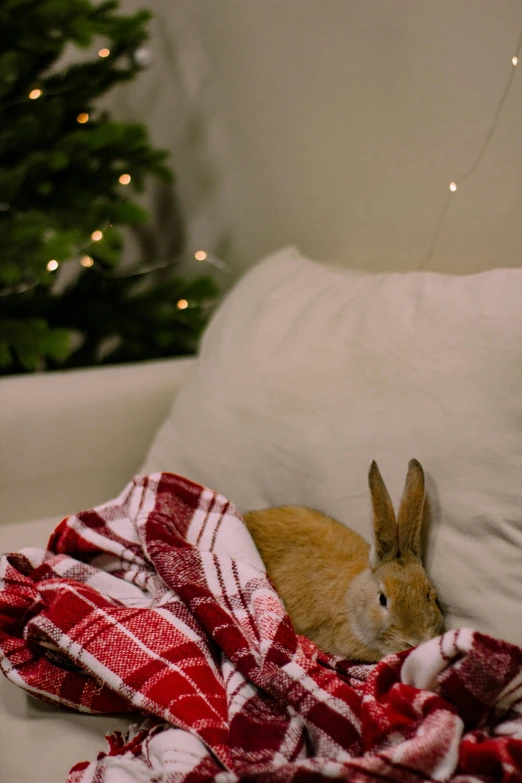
422, 21, 522, 266
174, 297, 216, 311
193, 248, 228, 272
3, 56, 225, 307
134, 48, 153, 67
194, 251, 228, 271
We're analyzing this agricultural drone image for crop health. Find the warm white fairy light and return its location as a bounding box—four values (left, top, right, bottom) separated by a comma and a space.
29, 89, 42, 100
98, 48, 110, 58
119, 173, 131, 185
91, 230, 103, 242
422, 23, 522, 266
174, 296, 216, 311
77, 113, 89, 124
193, 250, 228, 273
46, 259, 59, 271
194, 251, 227, 271
81, 255, 94, 267
134, 48, 153, 67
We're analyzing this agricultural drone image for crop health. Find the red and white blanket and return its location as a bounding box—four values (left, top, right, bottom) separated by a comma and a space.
1, 473, 522, 782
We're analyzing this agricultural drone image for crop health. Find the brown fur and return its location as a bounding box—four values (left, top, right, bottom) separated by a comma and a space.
243, 459, 444, 663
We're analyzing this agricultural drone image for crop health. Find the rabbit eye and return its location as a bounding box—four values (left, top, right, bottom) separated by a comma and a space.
379, 593, 387, 608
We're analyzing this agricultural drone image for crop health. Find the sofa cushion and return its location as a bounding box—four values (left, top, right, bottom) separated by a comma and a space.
142, 246, 522, 647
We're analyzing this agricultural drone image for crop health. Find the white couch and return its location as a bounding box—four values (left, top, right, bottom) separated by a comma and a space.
2, 251, 522, 783
0, 357, 195, 783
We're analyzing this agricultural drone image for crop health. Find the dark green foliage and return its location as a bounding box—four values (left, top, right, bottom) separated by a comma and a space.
0, 0, 218, 373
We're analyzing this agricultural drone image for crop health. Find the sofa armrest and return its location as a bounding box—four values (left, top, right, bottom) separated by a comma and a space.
0, 357, 195, 525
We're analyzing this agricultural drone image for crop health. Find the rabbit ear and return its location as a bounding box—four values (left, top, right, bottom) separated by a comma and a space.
397, 459, 425, 559
368, 461, 397, 566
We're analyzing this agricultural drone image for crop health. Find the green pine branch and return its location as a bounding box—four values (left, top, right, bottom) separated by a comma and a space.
0, 0, 219, 374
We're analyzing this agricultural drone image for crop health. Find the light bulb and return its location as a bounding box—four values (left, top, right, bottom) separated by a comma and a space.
77, 113, 89, 124
134, 48, 153, 67
98, 48, 110, 58
177, 299, 189, 310
29, 89, 42, 100
449, 181, 457, 192
512, 56, 519, 66
194, 250, 208, 261
46, 259, 59, 271
91, 230, 103, 241
119, 173, 131, 185
81, 255, 94, 267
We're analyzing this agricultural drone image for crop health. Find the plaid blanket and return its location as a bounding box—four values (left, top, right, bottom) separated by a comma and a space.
1, 473, 521, 783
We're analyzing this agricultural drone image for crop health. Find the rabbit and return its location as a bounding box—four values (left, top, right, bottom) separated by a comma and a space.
243, 459, 444, 663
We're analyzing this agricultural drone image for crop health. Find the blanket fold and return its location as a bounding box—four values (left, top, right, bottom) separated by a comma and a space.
1, 472, 521, 782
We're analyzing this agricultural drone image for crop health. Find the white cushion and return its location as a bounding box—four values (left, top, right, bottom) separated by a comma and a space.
142, 246, 522, 647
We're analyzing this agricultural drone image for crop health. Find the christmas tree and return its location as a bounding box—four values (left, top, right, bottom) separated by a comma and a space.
0, 0, 218, 374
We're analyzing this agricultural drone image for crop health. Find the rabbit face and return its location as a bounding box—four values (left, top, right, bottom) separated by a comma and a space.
346, 556, 443, 658
376, 559, 444, 652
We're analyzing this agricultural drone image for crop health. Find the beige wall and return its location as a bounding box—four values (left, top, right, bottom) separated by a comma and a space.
116, 1, 522, 280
